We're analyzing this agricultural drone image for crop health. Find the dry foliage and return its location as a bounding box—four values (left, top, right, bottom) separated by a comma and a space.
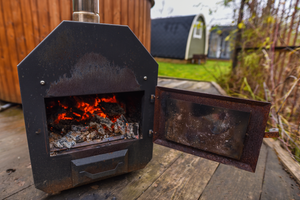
219, 0, 300, 161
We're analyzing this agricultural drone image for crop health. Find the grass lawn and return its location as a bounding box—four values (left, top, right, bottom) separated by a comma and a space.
157, 60, 232, 82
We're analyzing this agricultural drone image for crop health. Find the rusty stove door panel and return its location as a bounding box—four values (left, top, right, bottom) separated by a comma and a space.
153, 86, 271, 172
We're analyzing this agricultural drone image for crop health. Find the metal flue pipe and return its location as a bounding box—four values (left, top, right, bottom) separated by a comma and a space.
72, 0, 100, 23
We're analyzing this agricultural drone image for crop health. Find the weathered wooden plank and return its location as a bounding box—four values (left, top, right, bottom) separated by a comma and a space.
103, 0, 112, 23
142, 0, 147, 47
145, 0, 151, 52
48, 0, 61, 31
20, 0, 36, 55
60, 0, 72, 21
138, 154, 219, 200
99, 0, 104, 23
113, 0, 121, 25
5, 0, 27, 102
29, 0, 40, 46
121, 0, 128, 25
11, 0, 27, 60
37, 0, 50, 40
199, 144, 268, 200
134, 0, 140, 38
113, 145, 183, 200
128, 0, 135, 32
0, 4, 10, 101
0, 1, 19, 103
139, 0, 144, 43
261, 144, 300, 200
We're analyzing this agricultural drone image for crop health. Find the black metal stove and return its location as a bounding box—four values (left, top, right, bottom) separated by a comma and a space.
18, 21, 272, 194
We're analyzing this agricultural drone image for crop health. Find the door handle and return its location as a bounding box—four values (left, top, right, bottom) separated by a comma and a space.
79, 162, 123, 179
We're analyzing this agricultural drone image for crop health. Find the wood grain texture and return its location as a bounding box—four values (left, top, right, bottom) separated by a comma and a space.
0, 0, 152, 103
20, 0, 36, 54
37, 0, 50, 40
138, 154, 219, 200
29, 0, 40, 46
114, 145, 183, 200
261, 145, 300, 200
121, 0, 128, 25
128, 0, 135, 33
103, 0, 112, 24
0, 2, 11, 101
145, 0, 151, 52
48, 0, 61, 31
1, 0, 19, 103
113, 0, 121, 25
199, 144, 268, 200
134, 0, 140, 39
60, 0, 72, 21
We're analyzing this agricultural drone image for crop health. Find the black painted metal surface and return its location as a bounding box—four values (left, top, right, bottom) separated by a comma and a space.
18, 21, 158, 193
153, 86, 271, 172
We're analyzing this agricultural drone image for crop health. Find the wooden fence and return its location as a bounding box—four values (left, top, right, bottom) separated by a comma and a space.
0, 0, 152, 103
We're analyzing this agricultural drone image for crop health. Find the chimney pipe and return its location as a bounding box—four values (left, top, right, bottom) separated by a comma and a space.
72, 0, 100, 23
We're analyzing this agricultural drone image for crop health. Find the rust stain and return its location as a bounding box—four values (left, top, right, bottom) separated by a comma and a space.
264, 131, 279, 138
164, 98, 250, 160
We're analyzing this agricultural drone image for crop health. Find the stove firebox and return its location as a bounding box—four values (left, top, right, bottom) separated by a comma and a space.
46, 91, 144, 156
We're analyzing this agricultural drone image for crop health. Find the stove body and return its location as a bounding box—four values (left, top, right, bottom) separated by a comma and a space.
18, 21, 158, 193
18, 21, 273, 194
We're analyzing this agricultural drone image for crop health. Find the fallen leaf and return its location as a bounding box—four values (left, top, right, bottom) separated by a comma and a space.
153, 183, 158, 188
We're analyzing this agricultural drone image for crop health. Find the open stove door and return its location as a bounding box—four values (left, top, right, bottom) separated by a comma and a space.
153, 86, 271, 172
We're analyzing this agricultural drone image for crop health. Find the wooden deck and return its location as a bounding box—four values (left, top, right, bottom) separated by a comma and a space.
1, 78, 300, 200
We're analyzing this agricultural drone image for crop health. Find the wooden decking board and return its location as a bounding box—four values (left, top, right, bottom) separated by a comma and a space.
138, 154, 219, 200
114, 145, 183, 200
199, 144, 268, 200
260, 146, 300, 200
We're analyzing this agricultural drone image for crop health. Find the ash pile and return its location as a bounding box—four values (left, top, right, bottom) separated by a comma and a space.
49, 114, 139, 156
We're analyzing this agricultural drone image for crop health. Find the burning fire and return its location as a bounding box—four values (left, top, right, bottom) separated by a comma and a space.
54, 96, 120, 124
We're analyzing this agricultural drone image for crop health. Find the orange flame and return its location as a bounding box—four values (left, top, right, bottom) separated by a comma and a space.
54, 96, 120, 124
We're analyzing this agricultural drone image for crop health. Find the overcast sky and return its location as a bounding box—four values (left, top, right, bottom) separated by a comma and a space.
151, 0, 238, 28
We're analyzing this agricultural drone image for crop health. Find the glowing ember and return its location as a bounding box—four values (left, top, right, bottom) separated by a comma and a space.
54, 96, 120, 124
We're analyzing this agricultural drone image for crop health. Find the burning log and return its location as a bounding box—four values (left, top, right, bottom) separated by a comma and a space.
99, 102, 125, 117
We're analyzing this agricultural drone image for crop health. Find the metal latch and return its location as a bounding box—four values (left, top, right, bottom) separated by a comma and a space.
150, 94, 155, 103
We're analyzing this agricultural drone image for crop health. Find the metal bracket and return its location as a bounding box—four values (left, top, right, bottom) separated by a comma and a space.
264, 128, 279, 138
149, 129, 153, 137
